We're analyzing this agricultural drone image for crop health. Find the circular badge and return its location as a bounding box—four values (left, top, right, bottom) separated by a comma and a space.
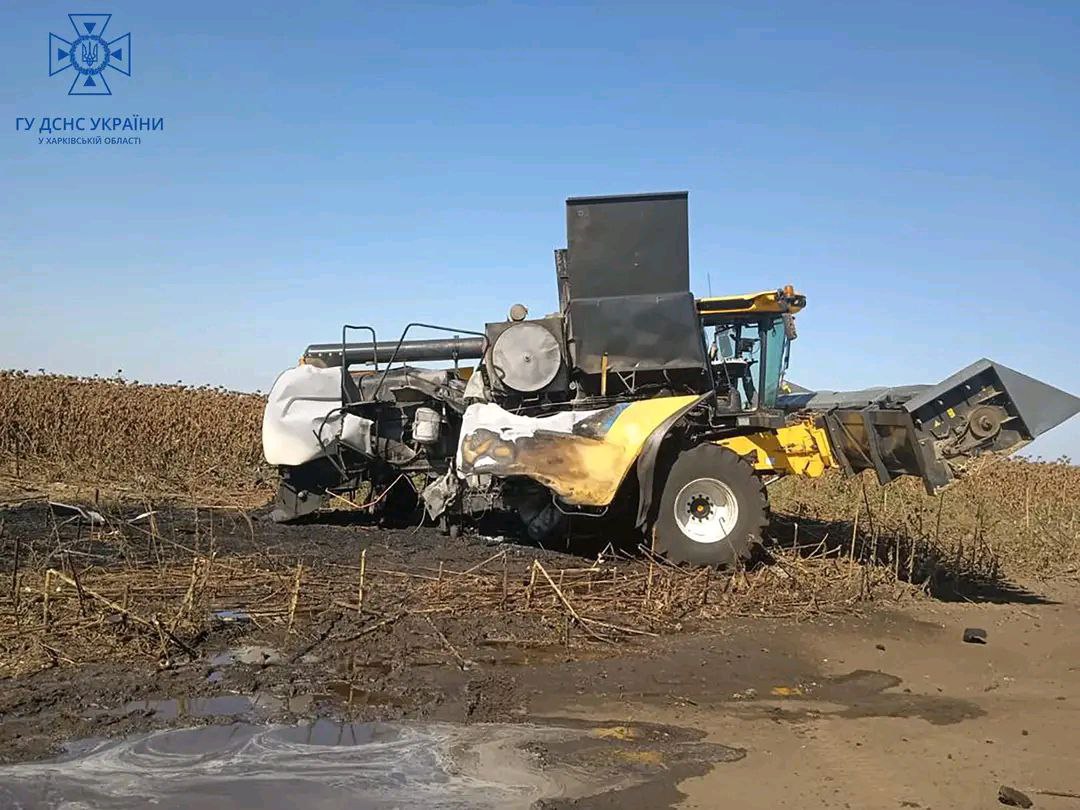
70, 35, 110, 75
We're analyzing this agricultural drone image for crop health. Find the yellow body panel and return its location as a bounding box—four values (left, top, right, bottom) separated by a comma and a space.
716, 422, 837, 478
458, 395, 699, 506
696, 288, 806, 317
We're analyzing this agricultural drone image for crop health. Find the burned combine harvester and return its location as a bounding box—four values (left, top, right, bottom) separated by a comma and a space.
263, 192, 1080, 565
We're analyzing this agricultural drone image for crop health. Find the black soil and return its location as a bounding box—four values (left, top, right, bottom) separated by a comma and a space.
0, 500, 978, 808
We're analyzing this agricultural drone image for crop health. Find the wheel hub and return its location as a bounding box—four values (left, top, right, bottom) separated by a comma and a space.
688, 494, 712, 520
673, 477, 739, 544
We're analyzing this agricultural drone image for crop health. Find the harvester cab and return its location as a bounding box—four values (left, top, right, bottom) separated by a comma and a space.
697, 287, 805, 412
262, 192, 1080, 566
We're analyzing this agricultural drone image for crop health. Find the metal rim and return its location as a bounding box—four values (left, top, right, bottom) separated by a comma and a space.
673, 477, 739, 544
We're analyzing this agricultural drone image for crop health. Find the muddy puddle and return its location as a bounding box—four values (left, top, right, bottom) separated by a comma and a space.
120, 692, 321, 720
117, 642, 413, 720
0, 719, 743, 809
727, 668, 984, 725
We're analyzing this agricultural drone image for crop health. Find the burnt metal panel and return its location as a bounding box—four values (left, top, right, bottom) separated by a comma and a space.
564, 192, 689, 300
566, 291, 707, 374
554, 248, 570, 312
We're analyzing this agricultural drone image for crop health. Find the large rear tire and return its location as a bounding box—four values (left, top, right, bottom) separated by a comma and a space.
652, 444, 767, 566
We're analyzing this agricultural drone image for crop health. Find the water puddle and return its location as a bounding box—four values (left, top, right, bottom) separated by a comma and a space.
734, 669, 983, 726
208, 644, 283, 668
121, 692, 320, 720
323, 681, 402, 709
122, 694, 257, 720
0, 720, 743, 809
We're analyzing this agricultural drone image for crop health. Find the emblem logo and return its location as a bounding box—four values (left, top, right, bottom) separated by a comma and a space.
49, 14, 131, 96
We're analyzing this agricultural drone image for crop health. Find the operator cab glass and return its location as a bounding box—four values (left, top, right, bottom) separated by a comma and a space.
697, 288, 803, 412
708, 316, 791, 410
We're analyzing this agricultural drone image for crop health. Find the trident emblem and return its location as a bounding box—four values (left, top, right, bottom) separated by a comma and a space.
80, 41, 99, 67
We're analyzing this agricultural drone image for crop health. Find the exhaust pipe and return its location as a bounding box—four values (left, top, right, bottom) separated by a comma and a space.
304, 337, 486, 368
781, 359, 1080, 493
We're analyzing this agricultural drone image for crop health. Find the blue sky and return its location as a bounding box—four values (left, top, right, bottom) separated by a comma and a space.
2, 1, 1078, 457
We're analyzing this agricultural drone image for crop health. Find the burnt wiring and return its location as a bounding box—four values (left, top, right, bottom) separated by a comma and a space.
326, 473, 416, 511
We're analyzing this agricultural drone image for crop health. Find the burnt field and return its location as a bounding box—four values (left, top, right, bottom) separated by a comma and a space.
1, 371, 1079, 792
0, 493, 905, 763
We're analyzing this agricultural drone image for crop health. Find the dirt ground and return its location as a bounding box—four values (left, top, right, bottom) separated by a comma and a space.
1, 499, 1078, 808
553, 584, 1080, 809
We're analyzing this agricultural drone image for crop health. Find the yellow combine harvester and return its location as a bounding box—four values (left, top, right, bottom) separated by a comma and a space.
263, 192, 1080, 565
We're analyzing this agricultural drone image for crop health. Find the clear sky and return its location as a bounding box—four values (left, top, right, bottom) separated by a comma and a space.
2, 1, 1078, 458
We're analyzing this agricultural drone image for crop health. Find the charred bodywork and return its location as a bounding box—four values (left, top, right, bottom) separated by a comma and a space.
262, 192, 1080, 564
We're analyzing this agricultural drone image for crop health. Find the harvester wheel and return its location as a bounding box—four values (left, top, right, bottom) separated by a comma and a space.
652, 444, 767, 567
